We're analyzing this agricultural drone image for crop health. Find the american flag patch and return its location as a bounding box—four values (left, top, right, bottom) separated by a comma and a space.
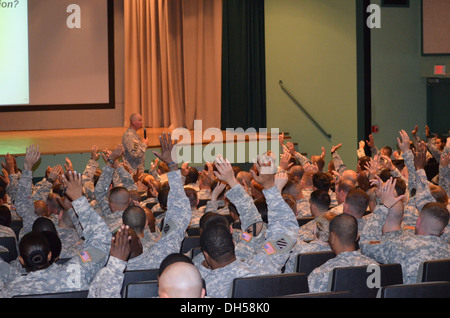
79, 251, 92, 262
263, 242, 276, 255
241, 232, 252, 242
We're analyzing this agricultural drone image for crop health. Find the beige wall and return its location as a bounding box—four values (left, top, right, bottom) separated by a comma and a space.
0, 0, 125, 131
265, 0, 358, 169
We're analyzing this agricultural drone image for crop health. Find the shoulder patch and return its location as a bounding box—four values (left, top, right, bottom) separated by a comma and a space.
369, 241, 381, 245
241, 232, 253, 243
79, 251, 92, 263
263, 242, 276, 255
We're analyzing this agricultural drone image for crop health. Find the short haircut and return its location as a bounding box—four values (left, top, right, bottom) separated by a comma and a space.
329, 214, 358, 246
184, 187, 198, 209
0, 205, 12, 227
430, 185, 449, 205
185, 167, 199, 185
199, 212, 230, 231
281, 179, 302, 197
122, 205, 147, 234
358, 156, 371, 172
289, 165, 304, 180
345, 188, 370, 217
109, 187, 130, 205
309, 190, 331, 210
394, 177, 406, 197
379, 169, 392, 182
337, 179, 354, 194
159, 253, 194, 277
380, 146, 393, 157
421, 202, 449, 234
313, 172, 331, 191
200, 224, 235, 262
283, 194, 297, 215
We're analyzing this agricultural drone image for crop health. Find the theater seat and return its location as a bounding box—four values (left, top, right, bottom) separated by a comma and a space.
121, 268, 159, 297
13, 290, 89, 298
378, 281, 450, 298
295, 251, 335, 276
329, 263, 403, 298
417, 258, 450, 283
231, 273, 309, 298
125, 281, 159, 298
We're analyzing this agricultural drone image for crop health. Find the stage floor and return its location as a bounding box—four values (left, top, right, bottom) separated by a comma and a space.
0, 127, 284, 156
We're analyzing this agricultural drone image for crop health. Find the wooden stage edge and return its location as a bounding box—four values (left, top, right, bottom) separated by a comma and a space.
0, 127, 285, 157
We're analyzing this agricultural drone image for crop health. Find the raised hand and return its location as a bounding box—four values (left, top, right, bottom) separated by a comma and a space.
397, 130, 411, 153
2, 153, 15, 174
366, 134, 375, 148
91, 145, 100, 161
60, 170, 83, 201
440, 152, 450, 167
48, 164, 63, 183
250, 156, 275, 190
152, 133, 178, 171
331, 143, 343, 154
413, 141, 427, 171
111, 225, 131, 262
274, 170, 288, 193
211, 181, 226, 201
24, 145, 41, 171
214, 155, 239, 188
379, 177, 405, 209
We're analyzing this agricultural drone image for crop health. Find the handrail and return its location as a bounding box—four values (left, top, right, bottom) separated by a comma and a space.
279, 80, 332, 139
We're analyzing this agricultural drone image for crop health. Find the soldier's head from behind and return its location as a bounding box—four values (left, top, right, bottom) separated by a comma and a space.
108, 187, 131, 213
34, 200, 50, 217
328, 213, 358, 255
200, 224, 235, 270
19, 231, 52, 272
343, 188, 370, 219
199, 212, 230, 236
122, 205, 147, 238
158, 261, 206, 298
309, 190, 331, 217
416, 203, 449, 237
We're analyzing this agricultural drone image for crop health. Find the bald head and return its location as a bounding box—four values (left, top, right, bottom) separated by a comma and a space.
129, 113, 143, 130
341, 170, 358, 185
108, 187, 131, 212
158, 262, 205, 298
34, 200, 50, 217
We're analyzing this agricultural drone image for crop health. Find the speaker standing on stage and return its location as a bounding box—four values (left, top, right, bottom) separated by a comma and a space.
122, 113, 149, 174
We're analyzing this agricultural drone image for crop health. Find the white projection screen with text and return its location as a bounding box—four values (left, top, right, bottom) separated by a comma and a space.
0, 0, 114, 110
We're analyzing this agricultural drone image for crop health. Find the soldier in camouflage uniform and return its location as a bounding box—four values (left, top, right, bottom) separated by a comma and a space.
122, 113, 148, 174
196, 157, 299, 298
360, 174, 450, 284
308, 213, 378, 293
0, 146, 111, 297
87, 133, 193, 297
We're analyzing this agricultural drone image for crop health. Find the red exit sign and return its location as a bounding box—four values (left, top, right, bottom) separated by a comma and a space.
434, 65, 447, 76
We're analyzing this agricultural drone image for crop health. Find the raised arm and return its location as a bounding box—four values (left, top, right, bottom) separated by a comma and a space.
14, 145, 41, 234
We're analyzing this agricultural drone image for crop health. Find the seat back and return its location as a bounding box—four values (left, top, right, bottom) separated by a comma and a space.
295, 251, 335, 276
121, 268, 159, 297
186, 227, 200, 237
10, 219, 23, 239
125, 281, 159, 298
297, 217, 314, 227
180, 236, 201, 254
418, 259, 450, 282
13, 290, 89, 298
0, 251, 10, 262
276, 291, 351, 298
0, 236, 17, 261
379, 281, 450, 298
197, 199, 210, 208
231, 273, 309, 298
329, 263, 403, 298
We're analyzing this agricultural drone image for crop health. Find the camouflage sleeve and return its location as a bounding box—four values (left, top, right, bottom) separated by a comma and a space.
71, 196, 111, 253
357, 148, 366, 159
205, 200, 219, 213
88, 256, 126, 298
332, 152, 347, 174
5, 173, 20, 203
225, 184, 262, 232
94, 165, 115, 216
159, 170, 191, 243
115, 165, 138, 191
293, 152, 311, 166
370, 146, 380, 158
360, 205, 389, 243
31, 178, 52, 202
122, 130, 146, 161
14, 170, 37, 234
82, 159, 99, 202
439, 146, 450, 197
402, 150, 417, 193
252, 186, 299, 270
427, 137, 442, 162
414, 169, 436, 212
